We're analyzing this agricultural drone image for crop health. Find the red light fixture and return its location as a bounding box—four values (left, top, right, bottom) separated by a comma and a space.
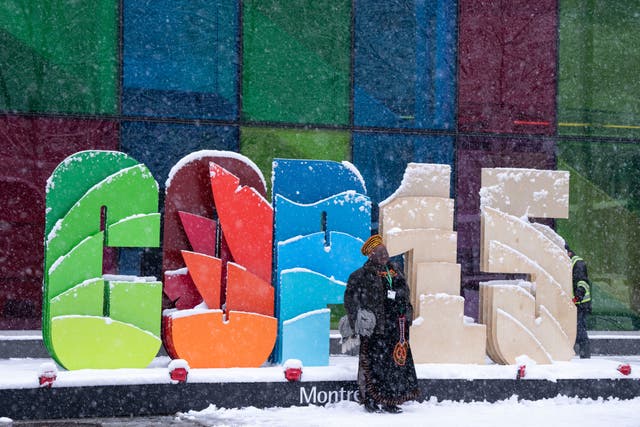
283, 359, 303, 382
168, 359, 190, 383
617, 363, 632, 376
38, 362, 58, 388
516, 365, 526, 379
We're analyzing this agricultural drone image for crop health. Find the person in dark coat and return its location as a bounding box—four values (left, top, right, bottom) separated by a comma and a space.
344, 234, 421, 413
566, 244, 592, 359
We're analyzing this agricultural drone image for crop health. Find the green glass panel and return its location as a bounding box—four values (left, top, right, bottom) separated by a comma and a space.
0, 0, 117, 114
557, 141, 640, 330
107, 213, 161, 248
242, 0, 350, 125
240, 127, 351, 196
558, 0, 640, 138
558, 141, 640, 216
51, 316, 161, 370
106, 281, 162, 337
50, 278, 104, 318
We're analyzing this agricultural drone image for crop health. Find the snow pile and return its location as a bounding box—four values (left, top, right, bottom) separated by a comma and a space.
380, 163, 450, 205
177, 395, 640, 427
165, 150, 266, 192
283, 359, 303, 371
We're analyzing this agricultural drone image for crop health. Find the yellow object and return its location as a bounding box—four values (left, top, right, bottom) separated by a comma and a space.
361, 234, 383, 256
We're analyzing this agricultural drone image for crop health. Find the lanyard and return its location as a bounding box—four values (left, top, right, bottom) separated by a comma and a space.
384, 266, 393, 289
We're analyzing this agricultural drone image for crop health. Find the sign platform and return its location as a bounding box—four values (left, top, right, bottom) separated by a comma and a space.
2, 377, 640, 421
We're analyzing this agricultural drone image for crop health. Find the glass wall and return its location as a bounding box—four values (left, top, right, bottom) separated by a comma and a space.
123, 0, 239, 120
558, 0, 640, 139
242, 0, 351, 125
0, 1, 118, 114
556, 0, 640, 328
0, 0, 638, 331
458, 0, 557, 135
557, 141, 640, 329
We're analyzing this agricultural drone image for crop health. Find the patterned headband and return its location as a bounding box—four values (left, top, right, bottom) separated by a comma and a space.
361, 234, 383, 256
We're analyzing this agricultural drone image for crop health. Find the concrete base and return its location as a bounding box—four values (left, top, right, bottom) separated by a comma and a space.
2, 377, 639, 421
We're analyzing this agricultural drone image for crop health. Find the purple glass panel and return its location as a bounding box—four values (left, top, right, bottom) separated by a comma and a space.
455, 136, 556, 317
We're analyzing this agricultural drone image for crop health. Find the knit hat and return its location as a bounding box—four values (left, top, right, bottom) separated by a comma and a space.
361, 234, 383, 256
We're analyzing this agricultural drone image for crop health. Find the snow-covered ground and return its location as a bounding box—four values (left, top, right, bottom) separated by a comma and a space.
3, 393, 639, 426
175, 396, 640, 427
1, 355, 639, 425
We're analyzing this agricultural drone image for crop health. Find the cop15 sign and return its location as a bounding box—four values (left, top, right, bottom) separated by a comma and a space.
43, 150, 574, 370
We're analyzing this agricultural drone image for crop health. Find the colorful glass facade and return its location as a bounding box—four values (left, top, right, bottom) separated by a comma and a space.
1, 0, 639, 330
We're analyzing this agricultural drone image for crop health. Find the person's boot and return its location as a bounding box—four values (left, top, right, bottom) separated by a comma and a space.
382, 404, 402, 414
363, 397, 380, 413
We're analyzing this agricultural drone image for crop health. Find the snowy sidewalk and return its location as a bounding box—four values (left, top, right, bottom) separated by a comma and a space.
0, 355, 638, 389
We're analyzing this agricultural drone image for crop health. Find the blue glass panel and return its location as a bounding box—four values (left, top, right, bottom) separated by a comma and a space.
120, 122, 238, 191
123, 0, 239, 119
354, 0, 457, 129
352, 132, 454, 228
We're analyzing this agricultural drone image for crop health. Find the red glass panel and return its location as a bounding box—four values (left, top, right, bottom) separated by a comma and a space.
0, 116, 118, 329
458, 0, 557, 134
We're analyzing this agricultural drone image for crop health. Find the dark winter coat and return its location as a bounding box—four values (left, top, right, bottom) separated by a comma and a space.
344, 259, 413, 336
344, 258, 421, 406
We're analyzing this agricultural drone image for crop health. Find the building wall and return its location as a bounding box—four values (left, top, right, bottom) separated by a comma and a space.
0, 0, 638, 330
